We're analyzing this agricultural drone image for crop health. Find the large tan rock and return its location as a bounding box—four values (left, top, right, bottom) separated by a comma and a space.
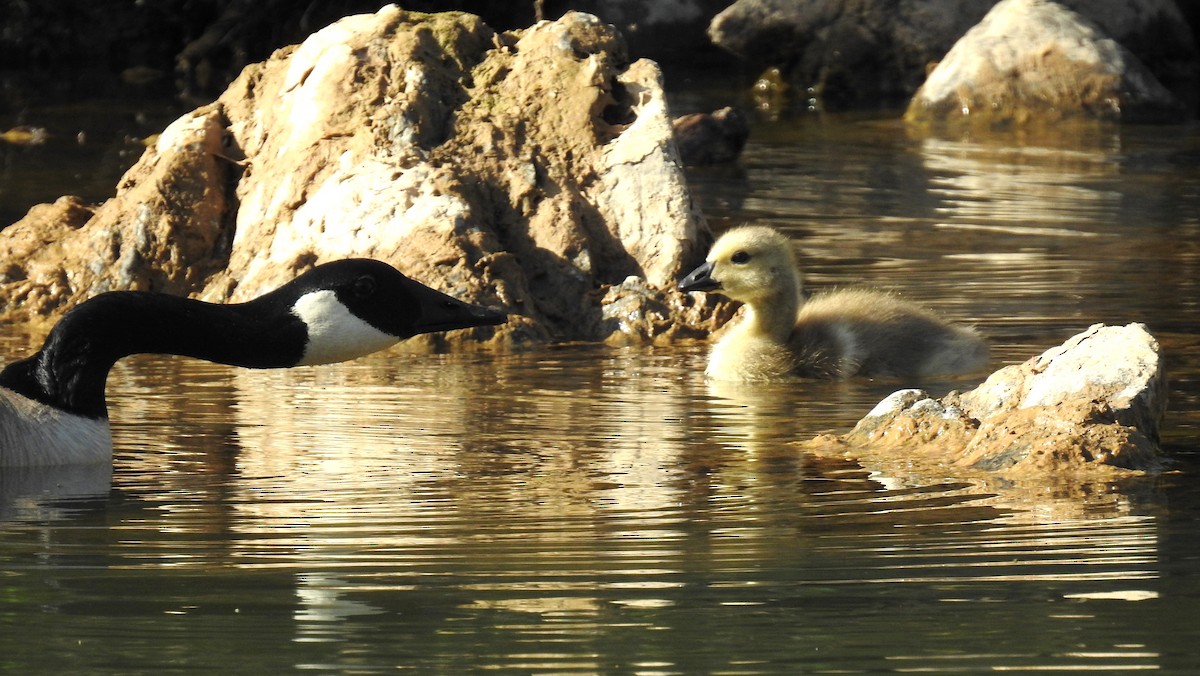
805, 323, 1169, 476
0, 7, 719, 346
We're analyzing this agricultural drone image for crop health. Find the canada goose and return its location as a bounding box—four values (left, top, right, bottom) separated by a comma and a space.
679, 226, 987, 381
0, 259, 506, 466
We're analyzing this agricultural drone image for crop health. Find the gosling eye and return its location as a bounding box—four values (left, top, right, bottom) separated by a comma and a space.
730, 251, 751, 264
352, 275, 377, 298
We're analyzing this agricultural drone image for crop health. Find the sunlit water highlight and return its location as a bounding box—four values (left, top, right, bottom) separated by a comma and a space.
3, 106, 1200, 673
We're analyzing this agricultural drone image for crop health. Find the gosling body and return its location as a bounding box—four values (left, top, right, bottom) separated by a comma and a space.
0, 259, 506, 466
680, 226, 987, 382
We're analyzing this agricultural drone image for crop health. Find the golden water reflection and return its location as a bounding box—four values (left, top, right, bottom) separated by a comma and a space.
0, 344, 1141, 672
0, 314, 1185, 672
3, 113, 1200, 672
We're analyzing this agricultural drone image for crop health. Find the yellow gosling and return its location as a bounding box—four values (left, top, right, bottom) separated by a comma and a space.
679, 225, 987, 381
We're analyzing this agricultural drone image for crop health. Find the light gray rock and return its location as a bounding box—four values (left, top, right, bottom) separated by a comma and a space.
906, 0, 1187, 125
959, 322, 1167, 444
813, 323, 1169, 474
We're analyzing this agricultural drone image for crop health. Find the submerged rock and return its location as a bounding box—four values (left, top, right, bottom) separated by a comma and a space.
672, 107, 750, 166
906, 0, 1187, 127
806, 323, 1169, 475
0, 7, 720, 346
598, 275, 734, 345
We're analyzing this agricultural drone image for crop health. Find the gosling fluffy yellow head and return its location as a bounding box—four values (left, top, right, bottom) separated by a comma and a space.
678, 225, 811, 380
679, 225, 804, 306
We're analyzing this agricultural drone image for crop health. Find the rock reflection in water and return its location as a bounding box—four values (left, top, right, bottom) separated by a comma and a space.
0, 331, 1185, 672
913, 130, 1200, 348
920, 134, 1121, 229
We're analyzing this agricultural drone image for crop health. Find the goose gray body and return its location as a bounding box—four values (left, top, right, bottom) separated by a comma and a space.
0, 387, 110, 465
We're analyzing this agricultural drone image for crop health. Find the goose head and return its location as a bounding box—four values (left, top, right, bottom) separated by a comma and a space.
279, 259, 507, 365
678, 226, 803, 305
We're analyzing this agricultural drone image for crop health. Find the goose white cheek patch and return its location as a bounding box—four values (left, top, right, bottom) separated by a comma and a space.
292, 290, 399, 366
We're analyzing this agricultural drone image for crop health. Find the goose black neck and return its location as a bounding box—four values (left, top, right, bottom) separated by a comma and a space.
0, 291, 307, 420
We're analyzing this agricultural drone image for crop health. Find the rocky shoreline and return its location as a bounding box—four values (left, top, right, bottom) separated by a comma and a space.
1, 2, 1192, 477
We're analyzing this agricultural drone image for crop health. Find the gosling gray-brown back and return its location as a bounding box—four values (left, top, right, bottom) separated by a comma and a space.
678, 225, 987, 381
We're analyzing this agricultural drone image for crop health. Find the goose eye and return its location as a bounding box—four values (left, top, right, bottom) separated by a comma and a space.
731, 251, 751, 264
352, 275, 377, 298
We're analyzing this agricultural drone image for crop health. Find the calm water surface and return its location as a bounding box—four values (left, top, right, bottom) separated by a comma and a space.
4, 93, 1200, 673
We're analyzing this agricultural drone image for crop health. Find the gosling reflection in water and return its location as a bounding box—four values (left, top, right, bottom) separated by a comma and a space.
679, 226, 987, 382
